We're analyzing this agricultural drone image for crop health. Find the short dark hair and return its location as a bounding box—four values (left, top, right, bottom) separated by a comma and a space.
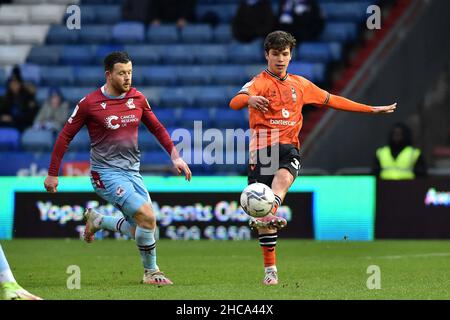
104, 51, 131, 71
264, 31, 297, 53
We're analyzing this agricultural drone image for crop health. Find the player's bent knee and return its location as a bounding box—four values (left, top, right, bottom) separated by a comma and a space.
134, 203, 156, 229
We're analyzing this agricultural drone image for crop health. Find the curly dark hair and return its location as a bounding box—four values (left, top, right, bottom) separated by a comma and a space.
264, 30, 297, 53
104, 51, 131, 71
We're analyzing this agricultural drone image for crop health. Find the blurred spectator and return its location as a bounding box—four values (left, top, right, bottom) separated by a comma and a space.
33, 87, 69, 132
373, 123, 427, 180
122, 0, 153, 23
0, 68, 38, 131
232, 0, 275, 43
149, 0, 197, 28
276, 0, 324, 44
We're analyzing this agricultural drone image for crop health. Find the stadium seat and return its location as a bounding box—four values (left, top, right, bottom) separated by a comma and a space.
0, 45, 32, 66
11, 25, 49, 45
93, 5, 121, 24
147, 25, 179, 44
163, 45, 196, 64
213, 24, 232, 43
29, 4, 66, 24
179, 108, 212, 128
298, 42, 334, 63
74, 66, 104, 86
159, 87, 195, 108
0, 27, 12, 44
21, 128, 55, 152
320, 2, 371, 22
196, 4, 237, 23
0, 128, 21, 151
0, 69, 6, 85
152, 108, 179, 128
212, 108, 248, 129
288, 62, 325, 83
69, 128, 90, 151
112, 22, 145, 44
210, 65, 247, 85
41, 66, 74, 86
69, 5, 96, 24
176, 66, 211, 85
139, 66, 177, 86
47, 25, 79, 44
0, 5, 29, 25
194, 45, 228, 64
79, 25, 113, 44
320, 22, 358, 42
194, 86, 228, 108
138, 129, 161, 151
60, 87, 92, 105
60, 45, 93, 65
125, 45, 162, 64
139, 87, 162, 108
93, 44, 124, 64
19, 63, 41, 85
228, 42, 264, 64
27, 45, 61, 65
181, 24, 213, 43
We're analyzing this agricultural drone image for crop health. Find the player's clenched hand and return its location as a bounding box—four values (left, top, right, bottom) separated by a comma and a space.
371, 103, 397, 113
44, 175, 58, 193
172, 157, 192, 181
248, 96, 269, 112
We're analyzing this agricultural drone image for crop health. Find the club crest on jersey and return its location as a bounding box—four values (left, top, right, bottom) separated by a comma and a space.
291, 87, 297, 102
126, 98, 135, 109
100, 102, 107, 109
116, 186, 126, 197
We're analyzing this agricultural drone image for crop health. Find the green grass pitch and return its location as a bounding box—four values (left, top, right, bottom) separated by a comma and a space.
1, 239, 449, 300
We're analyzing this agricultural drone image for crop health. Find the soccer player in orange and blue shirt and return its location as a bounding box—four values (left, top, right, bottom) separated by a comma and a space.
230, 31, 396, 285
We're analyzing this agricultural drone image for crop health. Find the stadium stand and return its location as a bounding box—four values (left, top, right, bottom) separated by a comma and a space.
0, 0, 384, 176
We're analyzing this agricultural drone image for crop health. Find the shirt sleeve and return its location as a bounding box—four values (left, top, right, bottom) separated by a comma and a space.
48, 98, 88, 176
141, 98, 176, 157
302, 78, 330, 105
230, 77, 263, 110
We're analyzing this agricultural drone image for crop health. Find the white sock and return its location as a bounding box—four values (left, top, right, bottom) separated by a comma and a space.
0, 269, 16, 283
264, 265, 277, 273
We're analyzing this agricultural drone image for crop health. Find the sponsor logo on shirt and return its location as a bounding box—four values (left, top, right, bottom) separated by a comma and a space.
105, 115, 120, 130
270, 119, 296, 126
104, 114, 139, 130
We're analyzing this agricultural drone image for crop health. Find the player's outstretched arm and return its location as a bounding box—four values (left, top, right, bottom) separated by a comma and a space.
325, 94, 397, 114
370, 103, 397, 113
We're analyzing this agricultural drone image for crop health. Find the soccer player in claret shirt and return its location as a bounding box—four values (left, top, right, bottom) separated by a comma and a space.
44, 52, 192, 285
229, 31, 396, 285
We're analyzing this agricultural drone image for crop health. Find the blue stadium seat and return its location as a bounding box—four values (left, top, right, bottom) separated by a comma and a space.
125, 45, 162, 64
153, 108, 179, 128
298, 42, 333, 63
27, 46, 61, 65
288, 62, 326, 83
320, 2, 371, 22
181, 24, 213, 43
93, 5, 121, 24
196, 4, 238, 23
228, 42, 264, 64
74, 66, 104, 86
93, 44, 124, 64
61, 87, 92, 105
113, 22, 145, 44
79, 25, 112, 44
69, 128, 90, 151
320, 22, 358, 42
139, 87, 162, 108
139, 66, 177, 86
0, 69, 5, 85
176, 66, 211, 85
138, 128, 161, 151
159, 87, 195, 108
41, 66, 74, 86
21, 128, 55, 152
60, 45, 93, 65
179, 108, 212, 128
71, 5, 96, 24
163, 45, 196, 64
20, 64, 41, 85
0, 127, 21, 151
47, 25, 79, 44
147, 25, 179, 44
210, 65, 247, 85
212, 108, 248, 129
213, 24, 232, 43
195, 45, 228, 64
194, 86, 228, 108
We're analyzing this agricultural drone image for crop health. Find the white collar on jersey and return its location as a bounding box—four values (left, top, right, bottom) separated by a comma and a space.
101, 84, 127, 99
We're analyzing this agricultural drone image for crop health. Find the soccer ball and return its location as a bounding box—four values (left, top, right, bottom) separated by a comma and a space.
240, 183, 275, 218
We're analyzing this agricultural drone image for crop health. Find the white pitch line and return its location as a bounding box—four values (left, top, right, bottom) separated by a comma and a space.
364, 253, 450, 260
